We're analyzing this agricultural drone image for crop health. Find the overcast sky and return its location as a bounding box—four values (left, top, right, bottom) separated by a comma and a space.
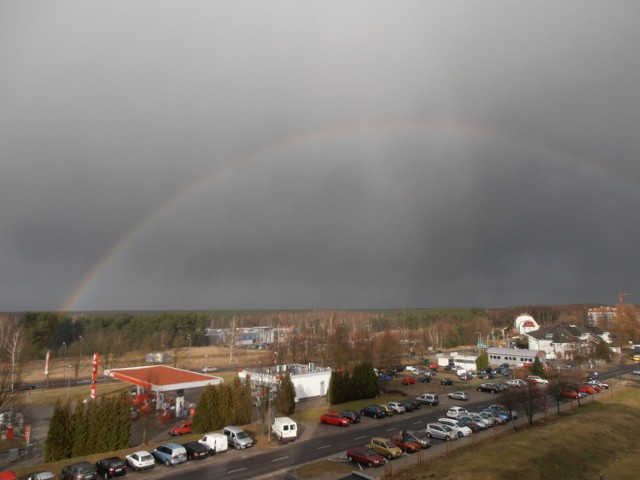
2, 1, 640, 312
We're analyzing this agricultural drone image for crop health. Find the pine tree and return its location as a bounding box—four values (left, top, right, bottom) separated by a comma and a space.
192, 385, 214, 433
71, 399, 88, 457
352, 362, 378, 399
274, 372, 296, 416
44, 399, 73, 462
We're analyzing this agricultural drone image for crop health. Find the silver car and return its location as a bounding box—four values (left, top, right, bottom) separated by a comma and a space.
447, 391, 469, 401
425, 423, 458, 441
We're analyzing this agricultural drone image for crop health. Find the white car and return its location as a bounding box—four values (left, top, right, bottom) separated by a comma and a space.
447, 391, 469, 401
446, 406, 469, 418
387, 401, 406, 414
527, 375, 549, 384
405, 366, 419, 374
201, 366, 218, 373
478, 411, 507, 425
425, 423, 458, 441
126, 450, 155, 471
588, 380, 609, 390
437, 418, 473, 437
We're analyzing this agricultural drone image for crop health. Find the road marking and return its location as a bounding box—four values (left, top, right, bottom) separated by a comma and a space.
386, 427, 396, 431
272, 456, 289, 462
228, 468, 247, 474
355, 435, 367, 440
413, 420, 423, 424
317, 444, 331, 449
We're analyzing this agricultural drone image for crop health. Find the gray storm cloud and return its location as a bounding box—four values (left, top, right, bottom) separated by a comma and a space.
1, 1, 639, 311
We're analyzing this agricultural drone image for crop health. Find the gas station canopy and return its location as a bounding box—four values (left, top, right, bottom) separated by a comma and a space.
104, 365, 223, 392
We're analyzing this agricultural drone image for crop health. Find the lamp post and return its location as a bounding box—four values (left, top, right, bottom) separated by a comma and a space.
187, 335, 192, 362
62, 341, 67, 359
66, 364, 71, 399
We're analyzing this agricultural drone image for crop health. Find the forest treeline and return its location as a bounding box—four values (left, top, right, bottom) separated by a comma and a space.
1, 305, 599, 362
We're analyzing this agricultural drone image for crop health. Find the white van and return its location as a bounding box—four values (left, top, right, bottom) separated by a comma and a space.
271, 417, 297, 443
198, 433, 228, 454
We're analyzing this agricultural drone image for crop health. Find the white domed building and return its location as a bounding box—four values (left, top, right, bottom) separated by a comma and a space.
514, 313, 540, 335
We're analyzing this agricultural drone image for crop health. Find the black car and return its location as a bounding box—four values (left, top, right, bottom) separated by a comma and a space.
440, 378, 453, 386
182, 441, 209, 460
61, 461, 97, 480
339, 410, 361, 424
417, 375, 431, 383
477, 383, 501, 393
360, 405, 386, 419
95, 457, 126, 479
400, 399, 419, 412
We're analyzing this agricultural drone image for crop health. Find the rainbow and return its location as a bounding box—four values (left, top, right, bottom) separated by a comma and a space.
60, 120, 632, 312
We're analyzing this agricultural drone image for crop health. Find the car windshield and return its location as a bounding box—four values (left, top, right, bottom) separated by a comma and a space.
383, 440, 395, 448
236, 431, 248, 439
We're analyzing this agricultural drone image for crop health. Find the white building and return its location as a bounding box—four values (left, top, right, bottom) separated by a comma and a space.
486, 347, 546, 367
237, 363, 332, 400
513, 313, 540, 335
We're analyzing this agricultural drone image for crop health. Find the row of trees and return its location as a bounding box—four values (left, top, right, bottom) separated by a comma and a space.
44, 395, 131, 462
327, 362, 378, 405
192, 378, 254, 434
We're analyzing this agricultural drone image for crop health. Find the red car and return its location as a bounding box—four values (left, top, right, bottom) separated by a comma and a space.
578, 384, 597, 395
169, 421, 192, 436
320, 411, 350, 427
346, 446, 386, 467
559, 388, 582, 399
401, 376, 417, 385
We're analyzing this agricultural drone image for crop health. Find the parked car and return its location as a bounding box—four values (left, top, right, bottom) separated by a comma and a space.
507, 379, 527, 387
169, 420, 192, 436
425, 423, 457, 441
527, 375, 549, 384
489, 404, 518, 420
400, 399, 418, 412
478, 410, 507, 425
560, 388, 583, 399
271, 417, 298, 443
320, 411, 350, 427
446, 406, 469, 418
477, 383, 501, 393
201, 366, 218, 373
588, 380, 609, 390
223, 426, 254, 449
390, 433, 421, 453
0, 472, 18, 480
61, 462, 97, 480
198, 432, 228, 454
415, 393, 439, 406
369, 437, 403, 460
360, 405, 386, 419
483, 407, 511, 422
387, 402, 406, 414
468, 413, 492, 429
346, 446, 386, 468
339, 410, 361, 424
632, 369, 640, 376
25, 473, 55, 480
401, 376, 416, 385
125, 451, 155, 472
417, 375, 432, 383
151, 443, 187, 466
437, 418, 473, 437
404, 430, 431, 449
447, 391, 468, 401
578, 384, 597, 395
95, 457, 126, 479
405, 366, 419, 374
378, 373, 394, 382
182, 441, 209, 460
440, 378, 453, 386
458, 415, 485, 432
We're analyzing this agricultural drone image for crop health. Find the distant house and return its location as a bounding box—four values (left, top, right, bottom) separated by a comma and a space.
587, 306, 616, 328
525, 324, 610, 360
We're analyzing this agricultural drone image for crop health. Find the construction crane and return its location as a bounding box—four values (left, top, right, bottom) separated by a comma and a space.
618, 288, 632, 306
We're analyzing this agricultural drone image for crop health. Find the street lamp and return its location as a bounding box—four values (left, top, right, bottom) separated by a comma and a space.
62, 341, 67, 359
66, 364, 72, 399
187, 335, 192, 361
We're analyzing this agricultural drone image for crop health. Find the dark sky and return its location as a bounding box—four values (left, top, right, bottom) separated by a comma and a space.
2, 1, 640, 312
